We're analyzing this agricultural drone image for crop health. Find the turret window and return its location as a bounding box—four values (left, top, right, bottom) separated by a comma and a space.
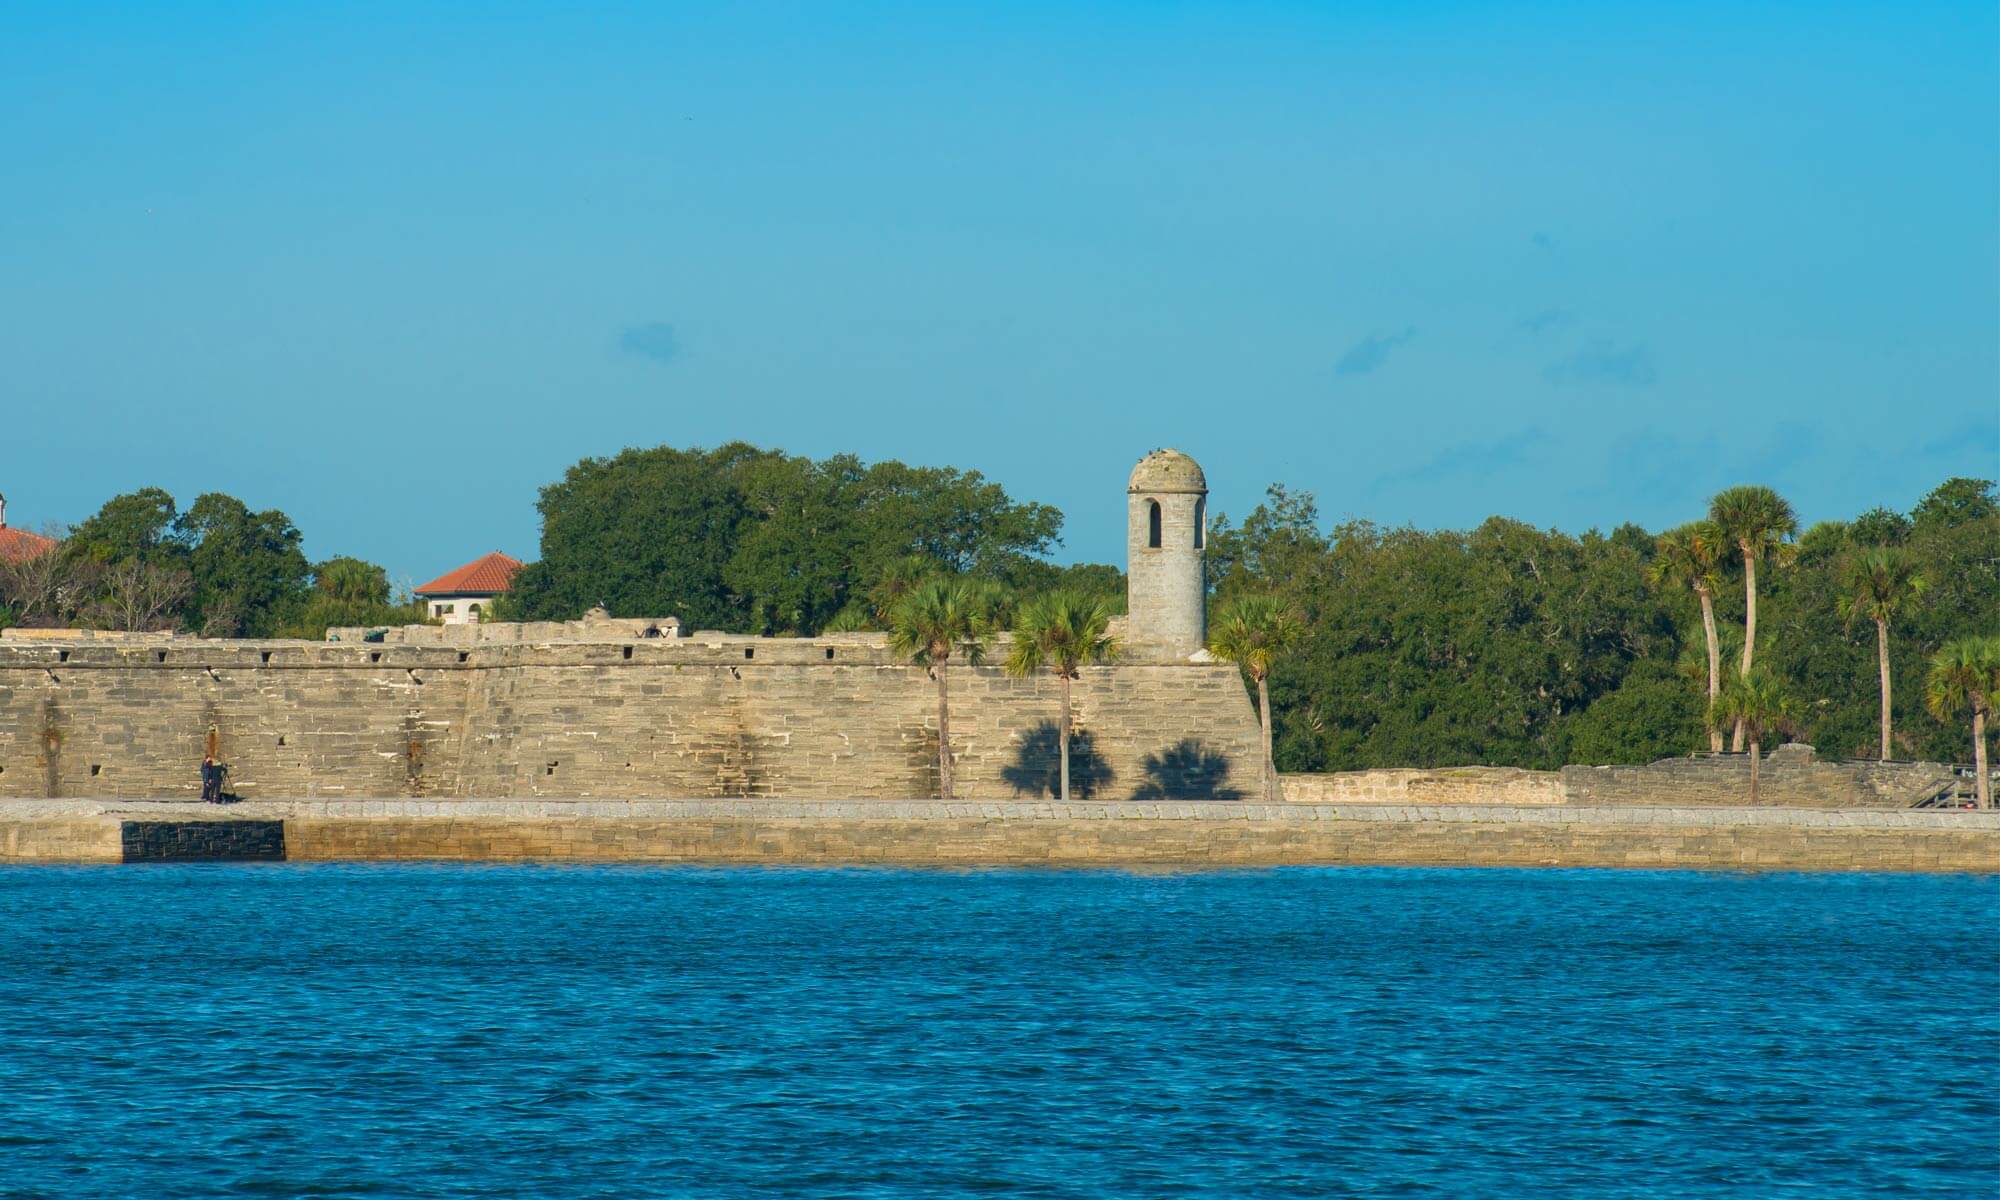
1147, 501, 1162, 548
1194, 498, 1205, 549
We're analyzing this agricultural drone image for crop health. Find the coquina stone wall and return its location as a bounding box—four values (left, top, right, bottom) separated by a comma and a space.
1281, 747, 1962, 810
1558, 747, 1959, 809
0, 638, 1263, 802
1281, 768, 1567, 806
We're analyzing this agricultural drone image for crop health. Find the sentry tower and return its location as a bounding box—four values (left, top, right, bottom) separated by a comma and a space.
1126, 449, 1207, 659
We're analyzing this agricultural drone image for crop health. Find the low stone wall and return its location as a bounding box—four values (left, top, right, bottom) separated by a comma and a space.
1281, 768, 1565, 806
0, 816, 121, 863
1282, 749, 1961, 810
4, 799, 1995, 873
1560, 749, 1959, 809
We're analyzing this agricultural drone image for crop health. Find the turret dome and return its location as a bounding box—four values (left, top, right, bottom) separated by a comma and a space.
1126, 449, 1207, 495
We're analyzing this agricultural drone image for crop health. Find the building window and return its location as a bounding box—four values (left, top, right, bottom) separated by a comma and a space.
1194, 497, 1205, 549
1148, 500, 1162, 548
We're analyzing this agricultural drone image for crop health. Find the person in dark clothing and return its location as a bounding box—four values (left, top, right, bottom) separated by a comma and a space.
200, 756, 225, 803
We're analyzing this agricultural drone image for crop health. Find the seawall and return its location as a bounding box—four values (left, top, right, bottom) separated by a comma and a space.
0, 638, 1263, 802
6, 799, 1996, 873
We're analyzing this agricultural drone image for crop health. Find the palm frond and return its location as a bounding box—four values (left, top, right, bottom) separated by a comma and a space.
888, 576, 998, 666
1006, 591, 1118, 679
1708, 485, 1799, 561
1207, 593, 1302, 681
1926, 635, 2000, 721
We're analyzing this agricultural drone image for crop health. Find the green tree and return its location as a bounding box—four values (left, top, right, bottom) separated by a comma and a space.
1840, 547, 1927, 760
1708, 485, 1798, 749
174, 493, 312, 637
888, 577, 998, 799
1709, 671, 1798, 803
1849, 506, 1912, 547
1561, 659, 1707, 764
1912, 477, 1999, 528
510, 443, 1063, 635
991, 559, 1125, 616
60, 488, 310, 636
1207, 593, 1302, 800
1649, 520, 1729, 751
1005, 591, 1118, 802
846, 459, 1062, 583
510, 445, 754, 628
63, 487, 184, 566
1206, 484, 1330, 605
724, 452, 866, 634
1926, 636, 1999, 808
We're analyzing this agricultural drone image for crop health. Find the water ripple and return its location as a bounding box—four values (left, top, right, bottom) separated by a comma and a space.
0, 865, 1994, 1198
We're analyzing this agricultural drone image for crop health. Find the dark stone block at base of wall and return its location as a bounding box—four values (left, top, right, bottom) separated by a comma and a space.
121, 820, 286, 862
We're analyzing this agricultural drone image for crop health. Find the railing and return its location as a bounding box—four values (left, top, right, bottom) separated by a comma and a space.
1912, 767, 1988, 809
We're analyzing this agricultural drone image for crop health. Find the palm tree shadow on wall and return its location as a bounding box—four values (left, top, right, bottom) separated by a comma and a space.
1002, 722, 1113, 799
1131, 739, 1244, 801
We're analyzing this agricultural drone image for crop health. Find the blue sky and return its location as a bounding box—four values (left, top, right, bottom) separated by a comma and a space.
3, 2, 1994, 586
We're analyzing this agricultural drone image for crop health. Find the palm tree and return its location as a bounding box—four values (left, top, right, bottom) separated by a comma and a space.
1005, 591, 1119, 802
1650, 521, 1729, 752
1207, 594, 1302, 802
1840, 548, 1926, 761
314, 556, 389, 606
1708, 671, 1798, 804
889, 576, 997, 800
1926, 636, 2000, 809
1708, 485, 1798, 750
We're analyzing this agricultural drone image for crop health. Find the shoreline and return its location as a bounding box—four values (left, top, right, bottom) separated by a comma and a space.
4, 798, 1995, 873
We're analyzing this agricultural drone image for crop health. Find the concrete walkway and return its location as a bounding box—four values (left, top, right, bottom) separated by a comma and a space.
3, 796, 1998, 827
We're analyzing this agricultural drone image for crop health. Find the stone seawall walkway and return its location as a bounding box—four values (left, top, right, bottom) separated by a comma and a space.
4, 798, 1996, 872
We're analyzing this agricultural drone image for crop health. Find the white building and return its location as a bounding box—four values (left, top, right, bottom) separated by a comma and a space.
413, 551, 522, 624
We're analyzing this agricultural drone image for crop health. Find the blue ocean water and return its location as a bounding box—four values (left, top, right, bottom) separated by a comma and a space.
0, 866, 1994, 1199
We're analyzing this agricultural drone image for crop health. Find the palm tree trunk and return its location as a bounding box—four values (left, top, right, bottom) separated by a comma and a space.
1748, 737, 1760, 804
1699, 587, 1722, 753
935, 659, 953, 800
1741, 552, 1758, 675
1975, 706, 1990, 810
1058, 671, 1072, 804
1875, 617, 1892, 761
1733, 550, 1756, 752
1257, 671, 1276, 802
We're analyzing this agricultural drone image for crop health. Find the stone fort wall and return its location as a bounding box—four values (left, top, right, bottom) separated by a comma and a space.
0, 637, 1264, 802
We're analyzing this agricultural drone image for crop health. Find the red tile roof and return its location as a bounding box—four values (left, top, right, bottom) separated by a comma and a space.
0, 525, 58, 565
414, 551, 523, 597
